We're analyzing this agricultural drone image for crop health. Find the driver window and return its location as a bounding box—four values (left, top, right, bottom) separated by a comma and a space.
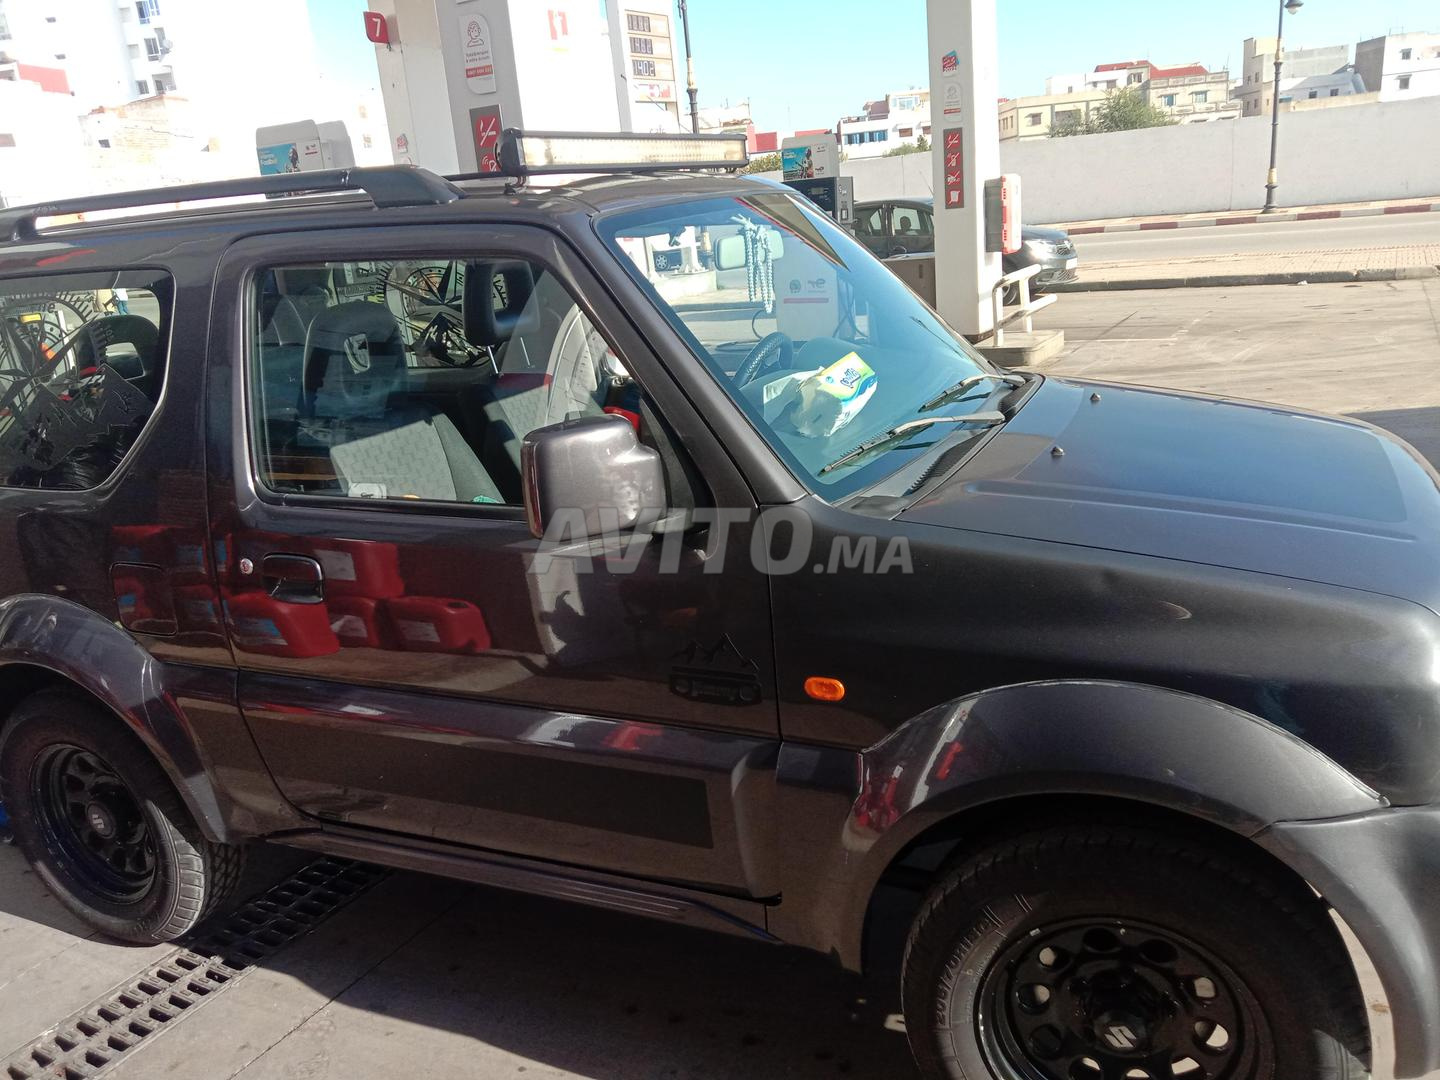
890, 205, 924, 236
249, 258, 637, 508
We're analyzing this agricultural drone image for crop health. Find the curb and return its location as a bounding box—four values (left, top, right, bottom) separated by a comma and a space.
1058, 200, 1440, 235
1049, 266, 1439, 291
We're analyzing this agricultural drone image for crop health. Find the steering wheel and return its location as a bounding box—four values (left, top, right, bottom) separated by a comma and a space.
733, 332, 794, 387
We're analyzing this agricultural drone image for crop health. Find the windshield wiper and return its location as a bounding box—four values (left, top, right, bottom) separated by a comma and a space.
919, 371, 1027, 412
819, 411, 1006, 475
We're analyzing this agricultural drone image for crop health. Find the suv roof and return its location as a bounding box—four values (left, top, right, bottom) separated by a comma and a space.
0, 166, 775, 255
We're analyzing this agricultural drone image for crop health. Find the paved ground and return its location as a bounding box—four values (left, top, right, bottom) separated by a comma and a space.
2, 280, 1439, 1080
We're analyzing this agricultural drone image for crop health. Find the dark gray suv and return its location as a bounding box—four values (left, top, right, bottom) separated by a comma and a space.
0, 131, 1433, 1080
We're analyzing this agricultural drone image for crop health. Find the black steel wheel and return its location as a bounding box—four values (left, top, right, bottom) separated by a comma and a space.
33, 743, 157, 904
902, 823, 1371, 1080
979, 918, 1263, 1080
0, 689, 245, 943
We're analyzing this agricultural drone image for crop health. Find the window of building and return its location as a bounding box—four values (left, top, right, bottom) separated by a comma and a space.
144, 36, 161, 61
626, 12, 651, 32
0, 270, 172, 490
248, 260, 622, 508
921, 124, 931, 134
1191, 90, 1208, 103
135, 0, 159, 24
97, 138, 111, 148
897, 126, 913, 137
154, 74, 174, 92
1308, 89, 1318, 98
362, 134, 372, 148
1400, 47, 1412, 60
630, 35, 654, 54
45, 15, 57, 23
632, 58, 656, 78
53, 52, 65, 59
1398, 75, 1411, 90
135, 79, 150, 96
1026, 112, 1042, 126
1128, 71, 1143, 84
1161, 94, 1176, 106
1330, 88, 1340, 97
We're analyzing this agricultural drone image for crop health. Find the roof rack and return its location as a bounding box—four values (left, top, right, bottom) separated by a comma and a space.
0, 165, 466, 243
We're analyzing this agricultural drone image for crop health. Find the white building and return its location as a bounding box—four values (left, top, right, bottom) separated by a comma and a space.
1355, 31, 1440, 101
837, 89, 931, 159
0, 0, 390, 192
1238, 38, 1351, 117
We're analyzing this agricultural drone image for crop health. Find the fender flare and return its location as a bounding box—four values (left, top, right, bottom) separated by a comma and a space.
0, 593, 234, 842
772, 679, 1385, 970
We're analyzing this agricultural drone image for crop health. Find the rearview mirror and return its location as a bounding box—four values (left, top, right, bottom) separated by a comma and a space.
714, 229, 786, 271
521, 415, 666, 540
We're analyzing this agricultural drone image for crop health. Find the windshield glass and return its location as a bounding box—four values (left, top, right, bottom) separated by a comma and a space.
596, 189, 1001, 500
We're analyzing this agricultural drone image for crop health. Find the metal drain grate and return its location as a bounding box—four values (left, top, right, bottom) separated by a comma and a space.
3, 856, 387, 1080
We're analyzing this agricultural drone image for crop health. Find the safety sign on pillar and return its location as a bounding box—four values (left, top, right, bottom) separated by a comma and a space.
926, 0, 1003, 337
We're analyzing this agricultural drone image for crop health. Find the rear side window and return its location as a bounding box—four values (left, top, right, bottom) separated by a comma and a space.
0, 270, 171, 489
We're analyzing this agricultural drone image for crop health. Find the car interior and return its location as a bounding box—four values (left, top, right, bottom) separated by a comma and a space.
251, 259, 699, 511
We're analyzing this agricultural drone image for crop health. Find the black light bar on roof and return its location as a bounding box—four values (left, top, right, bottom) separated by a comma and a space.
496, 129, 749, 176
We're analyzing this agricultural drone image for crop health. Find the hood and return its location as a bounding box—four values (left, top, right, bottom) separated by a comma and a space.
901, 377, 1440, 613
1022, 225, 1070, 243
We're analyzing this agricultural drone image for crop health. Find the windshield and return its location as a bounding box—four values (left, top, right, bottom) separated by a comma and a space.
596, 189, 1003, 500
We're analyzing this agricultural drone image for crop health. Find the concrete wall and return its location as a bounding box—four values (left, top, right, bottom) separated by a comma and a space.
775, 96, 1440, 223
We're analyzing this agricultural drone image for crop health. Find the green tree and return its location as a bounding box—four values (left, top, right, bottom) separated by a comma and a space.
1047, 87, 1176, 138
883, 137, 930, 157
742, 151, 781, 174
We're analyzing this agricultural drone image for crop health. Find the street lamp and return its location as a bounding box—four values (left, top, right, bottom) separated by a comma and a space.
1262, 0, 1304, 212
677, 0, 700, 134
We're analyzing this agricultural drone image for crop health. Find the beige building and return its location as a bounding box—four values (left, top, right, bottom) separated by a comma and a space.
998, 88, 1110, 141
1147, 69, 1239, 122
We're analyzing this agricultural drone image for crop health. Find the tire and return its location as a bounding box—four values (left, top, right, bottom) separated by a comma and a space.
0, 690, 245, 944
902, 823, 1371, 1080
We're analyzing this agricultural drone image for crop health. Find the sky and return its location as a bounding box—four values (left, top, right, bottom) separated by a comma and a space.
307, 0, 1438, 135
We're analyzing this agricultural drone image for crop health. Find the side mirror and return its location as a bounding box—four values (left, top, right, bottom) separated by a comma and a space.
521, 415, 666, 540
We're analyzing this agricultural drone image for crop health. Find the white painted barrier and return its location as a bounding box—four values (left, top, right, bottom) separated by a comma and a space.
762, 96, 1440, 224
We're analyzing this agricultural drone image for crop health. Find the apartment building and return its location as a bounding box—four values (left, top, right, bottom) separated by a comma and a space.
1355, 30, 1440, 100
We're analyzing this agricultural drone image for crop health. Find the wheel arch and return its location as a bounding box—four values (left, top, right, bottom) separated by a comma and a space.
0, 594, 232, 843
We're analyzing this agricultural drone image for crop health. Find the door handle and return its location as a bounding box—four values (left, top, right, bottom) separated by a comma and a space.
261, 554, 325, 604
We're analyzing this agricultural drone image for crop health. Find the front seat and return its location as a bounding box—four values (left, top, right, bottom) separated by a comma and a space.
301, 301, 503, 504
73, 315, 161, 399
461, 264, 608, 499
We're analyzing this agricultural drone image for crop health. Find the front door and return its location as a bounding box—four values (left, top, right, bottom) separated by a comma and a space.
207, 225, 779, 896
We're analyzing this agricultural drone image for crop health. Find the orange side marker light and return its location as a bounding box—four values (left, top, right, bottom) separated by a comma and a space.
804, 676, 846, 702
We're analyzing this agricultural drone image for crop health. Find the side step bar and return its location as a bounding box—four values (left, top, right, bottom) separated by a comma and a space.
273, 828, 778, 943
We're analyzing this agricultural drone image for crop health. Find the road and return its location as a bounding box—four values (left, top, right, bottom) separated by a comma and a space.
1071, 210, 1440, 262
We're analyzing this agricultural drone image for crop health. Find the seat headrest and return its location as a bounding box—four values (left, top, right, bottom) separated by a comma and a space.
464, 260, 539, 347
302, 301, 406, 419
73, 315, 161, 395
